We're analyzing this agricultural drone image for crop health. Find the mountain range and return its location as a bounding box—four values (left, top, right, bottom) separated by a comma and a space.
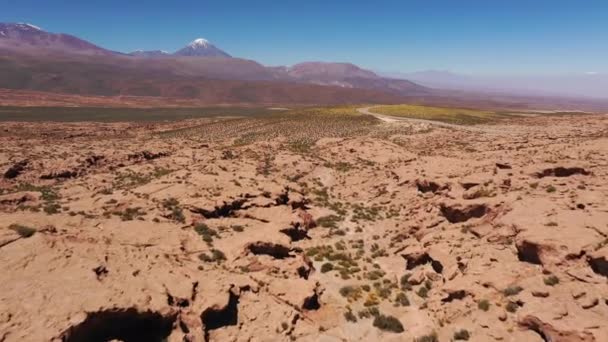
0, 23, 606, 108
0, 23, 432, 105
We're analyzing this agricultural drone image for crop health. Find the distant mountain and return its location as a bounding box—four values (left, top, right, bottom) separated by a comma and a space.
174, 38, 231, 58
129, 50, 171, 58
0, 23, 118, 56
282, 62, 429, 96
288, 62, 378, 80
0, 22, 431, 104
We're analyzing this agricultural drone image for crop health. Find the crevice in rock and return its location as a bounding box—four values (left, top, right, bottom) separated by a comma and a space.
535, 167, 590, 178
60, 308, 176, 342
588, 255, 608, 277
460, 181, 480, 190
191, 281, 199, 302
167, 292, 190, 308
85, 155, 105, 167
440, 203, 488, 223
280, 223, 310, 242
191, 199, 248, 219
416, 180, 448, 194
275, 190, 289, 206
516, 240, 543, 265
441, 290, 468, 303
518, 315, 595, 342
302, 288, 321, 311
290, 199, 310, 210
3, 159, 28, 179
40, 170, 77, 180
128, 151, 169, 162
402, 252, 444, 273
201, 289, 239, 342
298, 255, 314, 280
247, 242, 294, 259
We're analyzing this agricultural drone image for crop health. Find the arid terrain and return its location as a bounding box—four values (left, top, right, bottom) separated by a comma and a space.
1, 106, 607, 342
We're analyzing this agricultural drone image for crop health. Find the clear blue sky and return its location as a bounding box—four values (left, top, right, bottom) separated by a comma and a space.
2, 0, 607, 74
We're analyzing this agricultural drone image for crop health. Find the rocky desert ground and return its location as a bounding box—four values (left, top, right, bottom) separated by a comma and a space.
1, 108, 607, 342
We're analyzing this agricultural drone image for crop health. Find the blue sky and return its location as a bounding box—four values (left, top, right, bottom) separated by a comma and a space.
2, 0, 607, 75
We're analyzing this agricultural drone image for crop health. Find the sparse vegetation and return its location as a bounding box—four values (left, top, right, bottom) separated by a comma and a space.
198, 249, 226, 263
321, 262, 334, 273
162, 197, 185, 223
414, 331, 438, 342
506, 301, 519, 313
194, 223, 218, 245
453, 329, 471, 340
373, 104, 506, 125
544, 275, 559, 286
478, 299, 490, 311
344, 310, 357, 323
503, 285, 523, 297
417, 285, 429, 298
372, 314, 404, 333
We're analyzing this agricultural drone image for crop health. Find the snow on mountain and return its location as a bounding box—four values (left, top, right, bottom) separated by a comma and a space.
174, 38, 231, 58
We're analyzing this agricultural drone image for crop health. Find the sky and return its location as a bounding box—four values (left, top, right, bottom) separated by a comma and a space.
2, 0, 607, 75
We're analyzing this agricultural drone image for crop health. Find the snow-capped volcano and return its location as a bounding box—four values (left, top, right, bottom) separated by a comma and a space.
174, 38, 231, 58
189, 38, 210, 48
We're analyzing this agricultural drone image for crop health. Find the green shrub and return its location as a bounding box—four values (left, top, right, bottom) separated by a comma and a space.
414, 331, 438, 342
454, 329, 470, 340
373, 314, 404, 333
417, 286, 429, 298
478, 299, 490, 311
321, 262, 334, 273
198, 249, 226, 263
194, 223, 217, 244
506, 301, 518, 313
344, 311, 357, 322
503, 285, 523, 296
544, 275, 559, 286
395, 292, 410, 306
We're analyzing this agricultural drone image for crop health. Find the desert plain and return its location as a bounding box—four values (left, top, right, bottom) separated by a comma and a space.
0, 105, 607, 342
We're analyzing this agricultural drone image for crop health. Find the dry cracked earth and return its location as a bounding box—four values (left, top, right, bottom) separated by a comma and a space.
1, 112, 608, 342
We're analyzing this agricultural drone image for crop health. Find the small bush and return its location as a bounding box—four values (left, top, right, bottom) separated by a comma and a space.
194, 223, 217, 244
373, 314, 404, 333
198, 249, 226, 263
417, 286, 429, 298
478, 299, 490, 311
321, 262, 334, 273
44, 203, 61, 215
344, 311, 357, 322
544, 275, 559, 286
546, 185, 557, 193
9, 224, 36, 238
339, 286, 362, 301
503, 285, 523, 297
414, 331, 438, 342
454, 329, 470, 340
506, 301, 518, 313
400, 274, 412, 290
316, 215, 342, 229
395, 292, 410, 306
